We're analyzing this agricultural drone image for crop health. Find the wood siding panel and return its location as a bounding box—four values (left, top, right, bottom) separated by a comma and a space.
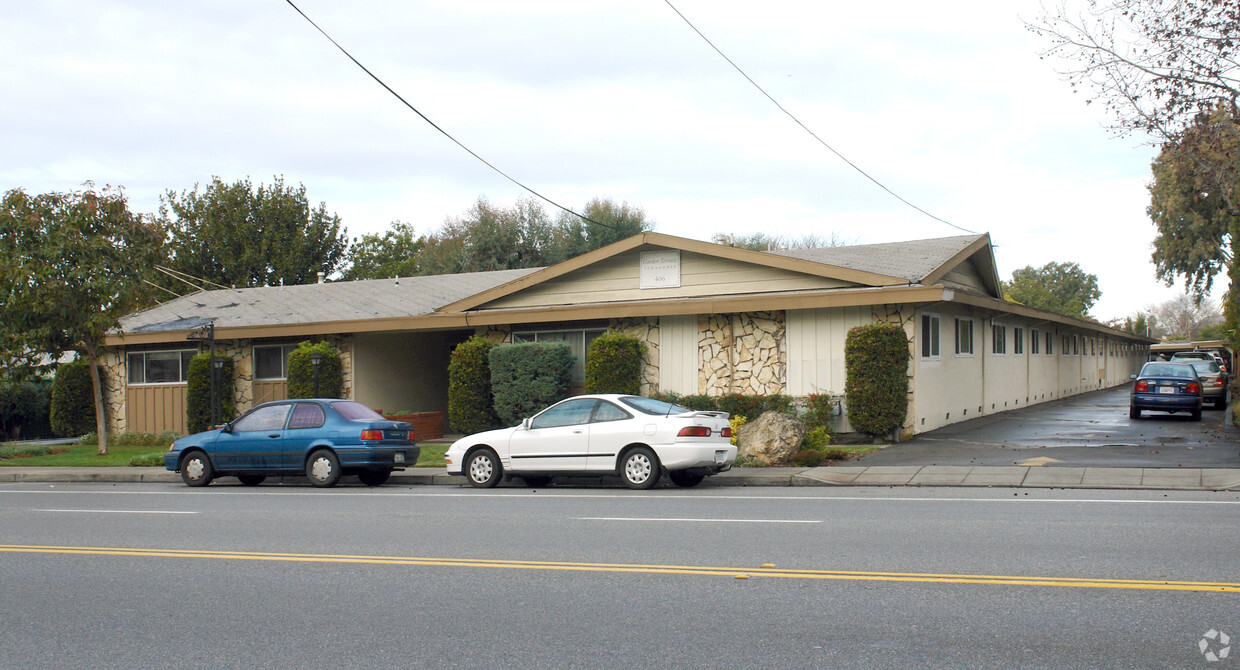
939, 259, 987, 293
786, 307, 869, 396
658, 315, 698, 394
253, 380, 288, 405
125, 385, 188, 435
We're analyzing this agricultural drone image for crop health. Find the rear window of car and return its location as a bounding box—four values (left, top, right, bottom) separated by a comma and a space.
1141, 364, 1195, 378
620, 396, 692, 416
330, 401, 386, 421
1189, 361, 1221, 373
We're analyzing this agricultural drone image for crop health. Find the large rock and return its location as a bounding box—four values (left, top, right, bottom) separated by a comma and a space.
736, 411, 806, 466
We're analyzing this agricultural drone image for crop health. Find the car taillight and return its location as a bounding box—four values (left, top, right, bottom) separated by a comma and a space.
1135, 381, 1149, 393
1212, 378, 1226, 387
1187, 382, 1201, 394
677, 426, 712, 437
361, 429, 384, 441
721, 427, 732, 438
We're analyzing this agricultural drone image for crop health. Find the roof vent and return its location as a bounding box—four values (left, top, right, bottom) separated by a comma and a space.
317, 271, 325, 284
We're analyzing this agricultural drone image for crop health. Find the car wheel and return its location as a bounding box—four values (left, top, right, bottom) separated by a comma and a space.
305, 449, 342, 488
465, 448, 502, 488
237, 474, 266, 487
1192, 407, 1203, 421
180, 451, 214, 487
521, 475, 552, 488
668, 470, 706, 488
358, 470, 391, 487
1129, 406, 1140, 419
620, 447, 660, 490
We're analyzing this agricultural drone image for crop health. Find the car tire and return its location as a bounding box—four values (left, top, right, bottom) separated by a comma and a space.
180, 451, 214, 487
237, 474, 266, 487
668, 470, 706, 488
1191, 407, 1203, 421
358, 470, 391, 487
305, 449, 342, 488
620, 447, 660, 490
1129, 406, 1140, 419
465, 448, 502, 488
521, 475, 552, 488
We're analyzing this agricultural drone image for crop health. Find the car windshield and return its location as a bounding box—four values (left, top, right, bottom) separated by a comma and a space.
1141, 364, 1196, 378
1189, 360, 1221, 374
330, 401, 386, 421
619, 396, 693, 416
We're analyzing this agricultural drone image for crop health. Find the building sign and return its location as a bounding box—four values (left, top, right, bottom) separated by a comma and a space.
640, 250, 681, 289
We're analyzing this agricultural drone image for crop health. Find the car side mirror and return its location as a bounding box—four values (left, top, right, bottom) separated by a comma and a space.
1129, 374, 1137, 380
220, 422, 233, 434
521, 418, 531, 430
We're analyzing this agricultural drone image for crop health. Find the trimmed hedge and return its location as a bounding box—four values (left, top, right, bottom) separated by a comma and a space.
489, 342, 574, 426
50, 360, 95, 437
0, 380, 52, 441
448, 336, 501, 434
652, 391, 793, 417
186, 353, 237, 434
287, 341, 343, 399
844, 323, 910, 437
584, 330, 647, 395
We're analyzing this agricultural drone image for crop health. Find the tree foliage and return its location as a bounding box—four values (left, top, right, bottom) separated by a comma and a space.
711, 232, 850, 251
50, 360, 98, 438
340, 221, 424, 281
0, 185, 164, 453
160, 176, 348, 289
1002, 261, 1101, 318
1146, 294, 1222, 341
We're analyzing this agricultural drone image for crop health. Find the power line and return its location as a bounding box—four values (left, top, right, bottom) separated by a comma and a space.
282, 0, 618, 234
662, 0, 978, 235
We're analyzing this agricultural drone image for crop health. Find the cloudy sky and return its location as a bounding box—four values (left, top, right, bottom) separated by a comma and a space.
2, 0, 1214, 321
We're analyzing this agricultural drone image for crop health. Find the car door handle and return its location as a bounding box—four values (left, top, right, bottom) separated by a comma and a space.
268, 434, 281, 438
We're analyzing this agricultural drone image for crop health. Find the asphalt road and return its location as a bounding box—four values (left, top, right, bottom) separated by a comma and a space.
2, 483, 1238, 669
856, 386, 1240, 468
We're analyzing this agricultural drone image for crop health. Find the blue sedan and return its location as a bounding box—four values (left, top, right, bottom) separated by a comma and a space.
1129, 362, 1203, 421
165, 399, 419, 487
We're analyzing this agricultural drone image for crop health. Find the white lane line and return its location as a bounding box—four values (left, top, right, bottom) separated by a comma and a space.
578, 517, 820, 524
34, 509, 198, 515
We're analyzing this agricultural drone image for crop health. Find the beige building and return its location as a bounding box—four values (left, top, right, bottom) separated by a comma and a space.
105, 232, 1152, 437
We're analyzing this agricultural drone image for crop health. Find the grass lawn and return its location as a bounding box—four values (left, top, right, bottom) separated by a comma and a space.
0, 440, 451, 468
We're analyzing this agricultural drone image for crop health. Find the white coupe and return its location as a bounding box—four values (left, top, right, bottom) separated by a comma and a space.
444, 394, 736, 489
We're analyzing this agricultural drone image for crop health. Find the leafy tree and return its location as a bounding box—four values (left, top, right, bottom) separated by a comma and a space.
564, 197, 653, 251
1146, 294, 1222, 341
341, 221, 425, 281
160, 176, 348, 288
1002, 261, 1101, 319
712, 232, 849, 251
0, 185, 164, 453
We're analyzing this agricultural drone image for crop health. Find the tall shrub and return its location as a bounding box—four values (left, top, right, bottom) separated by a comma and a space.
0, 380, 52, 441
844, 323, 910, 437
448, 336, 501, 434
186, 353, 237, 434
489, 342, 574, 426
584, 330, 647, 395
50, 360, 96, 437
287, 341, 343, 399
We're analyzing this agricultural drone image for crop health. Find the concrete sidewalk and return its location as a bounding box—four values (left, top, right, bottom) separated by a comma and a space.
2, 465, 1239, 491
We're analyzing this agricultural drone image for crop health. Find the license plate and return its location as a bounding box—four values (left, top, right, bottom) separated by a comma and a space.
714, 450, 726, 464
394, 453, 405, 464
1158, 386, 1175, 394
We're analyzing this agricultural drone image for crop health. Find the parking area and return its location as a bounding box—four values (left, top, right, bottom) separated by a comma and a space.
855, 386, 1240, 468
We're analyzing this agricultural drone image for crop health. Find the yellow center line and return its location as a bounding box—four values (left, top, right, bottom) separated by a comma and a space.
2, 544, 1236, 593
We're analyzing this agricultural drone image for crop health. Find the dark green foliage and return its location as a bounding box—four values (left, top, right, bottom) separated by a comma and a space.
448, 336, 501, 434
584, 331, 647, 395
489, 343, 574, 426
844, 323, 910, 437
713, 393, 793, 419
286, 341, 343, 399
801, 393, 836, 439
1002, 261, 1101, 318
341, 221, 425, 281
651, 392, 717, 411
50, 360, 96, 437
186, 353, 237, 434
0, 380, 52, 441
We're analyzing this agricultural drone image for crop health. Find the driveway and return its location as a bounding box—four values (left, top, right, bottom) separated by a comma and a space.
855, 386, 1240, 468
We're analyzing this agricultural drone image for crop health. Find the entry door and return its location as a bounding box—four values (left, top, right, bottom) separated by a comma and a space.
215, 403, 292, 470
507, 398, 598, 472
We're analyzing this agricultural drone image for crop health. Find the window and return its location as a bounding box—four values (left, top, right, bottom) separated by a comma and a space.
955, 318, 974, 355
1031, 328, 1040, 355
254, 344, 298, 380
126, 350, 195, 385
288, 403, 326, 430
593, 401, 631, 423
921, 314, 940, 358
233, 404, 292, 432
531, 398, 598, 429
1014, 327, 1024, 355
992, 324, 1006, 354
1062, 335, 1070, 356
513, 328, 607, 384
1046, 331, 1053, 355
1073, 335, 1079, 355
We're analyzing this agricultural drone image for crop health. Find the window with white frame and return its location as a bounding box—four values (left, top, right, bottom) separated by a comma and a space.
254, 344, 299, 380
921, 314, 940, 358
1030, 328, 1039, 354
1014, 327, 1024, 355
1062, 334, 1071, 355
955, 318, 974, 355
513, 328, 607, 384
127, 350, 196, 385
992, 323, 1007, 354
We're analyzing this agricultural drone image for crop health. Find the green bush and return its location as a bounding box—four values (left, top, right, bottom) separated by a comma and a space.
844, 323, 910, 437
0, 380, 52, 441
186, 353, 237, 434
287, 341, 343, 399
50, 360, 96, 437
714, 393, 793, 419
585, 331, 647, 395
652, 392, 718, 411
489, 342, 574, 426
448, 336, 501, 434
800, 425, 833, 450
128, 453, 166, 467
800, 393, 836, 441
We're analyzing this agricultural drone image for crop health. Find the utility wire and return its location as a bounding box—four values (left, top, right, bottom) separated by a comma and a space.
283, 0, 618, 233
663, 0, 978, 235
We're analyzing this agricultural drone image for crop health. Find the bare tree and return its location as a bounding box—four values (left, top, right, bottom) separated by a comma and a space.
1146, 294, 1222, 340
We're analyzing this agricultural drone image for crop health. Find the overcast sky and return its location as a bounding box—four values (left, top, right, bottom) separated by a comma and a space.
2, 0, 1216, 321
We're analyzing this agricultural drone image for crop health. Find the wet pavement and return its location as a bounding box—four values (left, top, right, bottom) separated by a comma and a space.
854, 386, 1240, 469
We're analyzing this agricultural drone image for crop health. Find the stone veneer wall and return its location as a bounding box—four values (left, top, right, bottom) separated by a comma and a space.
699, 311, 786, 396
99, 349, 126, 435
610, 317, 660, 396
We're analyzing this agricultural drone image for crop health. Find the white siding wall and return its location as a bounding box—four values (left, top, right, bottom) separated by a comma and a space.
785, 307, 871, 396
658, 315, 698, 394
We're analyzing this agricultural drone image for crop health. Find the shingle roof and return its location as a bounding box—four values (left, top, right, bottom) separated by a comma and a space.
120, 268, 540, 333
769, 234, 984, 283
